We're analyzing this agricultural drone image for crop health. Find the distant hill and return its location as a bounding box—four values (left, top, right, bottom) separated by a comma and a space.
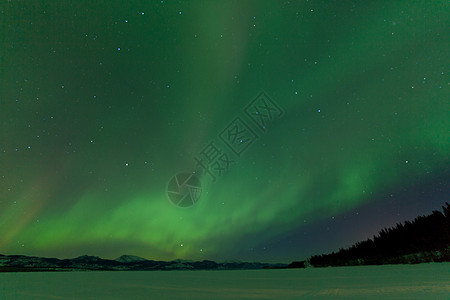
309, 202, 450, 267
0, 254, 289, 272
115, 255, 148, 263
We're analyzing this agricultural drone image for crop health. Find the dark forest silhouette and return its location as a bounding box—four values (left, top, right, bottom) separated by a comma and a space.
309, 202, 450, 267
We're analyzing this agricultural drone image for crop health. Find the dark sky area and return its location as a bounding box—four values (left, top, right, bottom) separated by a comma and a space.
0, 1, 449, 263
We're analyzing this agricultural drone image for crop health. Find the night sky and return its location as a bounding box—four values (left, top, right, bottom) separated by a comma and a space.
0, 1, 449, 263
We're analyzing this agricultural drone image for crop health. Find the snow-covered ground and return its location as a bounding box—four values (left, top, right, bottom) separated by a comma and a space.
0, 263, 449, 299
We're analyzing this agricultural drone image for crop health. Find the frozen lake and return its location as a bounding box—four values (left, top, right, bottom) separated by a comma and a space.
1, 263, 449, 299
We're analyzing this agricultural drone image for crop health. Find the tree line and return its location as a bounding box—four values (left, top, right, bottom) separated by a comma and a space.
309, 202, 450, 267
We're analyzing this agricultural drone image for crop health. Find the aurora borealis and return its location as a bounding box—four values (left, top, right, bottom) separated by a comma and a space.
0, 1, 449, 263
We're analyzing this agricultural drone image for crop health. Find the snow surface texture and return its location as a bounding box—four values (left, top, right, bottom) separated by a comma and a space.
0, 263, 449, 299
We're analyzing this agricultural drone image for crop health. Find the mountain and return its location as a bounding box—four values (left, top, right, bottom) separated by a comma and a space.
0, 254, 289, 272
115, 255, 148, 263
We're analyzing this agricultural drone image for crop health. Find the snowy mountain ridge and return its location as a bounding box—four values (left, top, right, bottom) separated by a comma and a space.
0, 254, 290, 272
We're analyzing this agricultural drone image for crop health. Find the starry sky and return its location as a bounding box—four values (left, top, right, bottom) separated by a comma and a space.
0, 1, 449, 263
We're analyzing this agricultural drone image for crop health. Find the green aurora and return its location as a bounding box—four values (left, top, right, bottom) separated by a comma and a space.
0, 1, 449, 263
